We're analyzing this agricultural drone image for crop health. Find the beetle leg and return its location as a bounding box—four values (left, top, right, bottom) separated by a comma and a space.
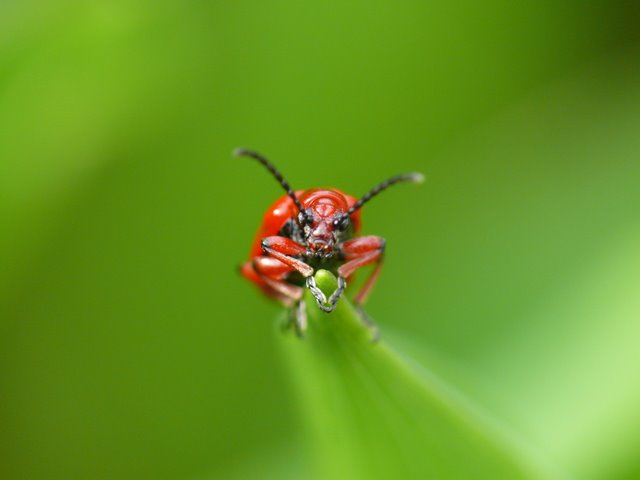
241, 261, 294, 306
313, 276, 346, 313
251, 256, 304, 303
261, 236, 329, 307
281, 298, 307, 336
329, 276, 347, 305
303, 236, 386, 314
335, 236, 385, 338
338, 236, 386, 302
261, 236, 314, 277
294, 299, 307, 336
305, 275, 327, 304
355, 305, 380, 342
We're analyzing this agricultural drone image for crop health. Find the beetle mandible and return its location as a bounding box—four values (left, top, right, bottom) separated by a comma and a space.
236, 148, 423, 337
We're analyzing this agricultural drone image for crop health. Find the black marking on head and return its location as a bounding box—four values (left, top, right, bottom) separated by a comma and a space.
297, 208, 314, 226
332, 213, 350, 232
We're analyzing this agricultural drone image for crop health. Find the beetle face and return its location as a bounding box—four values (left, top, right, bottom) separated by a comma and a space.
298, 208, 351, 257
307, 216, 334, 254
298, 209, 333, 256
295, 189, 353, 257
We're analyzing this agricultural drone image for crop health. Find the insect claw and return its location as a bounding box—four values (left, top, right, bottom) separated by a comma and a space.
306, 276, 346, 313
306, 276, 327, 304
328, 276, 346, 305
317, 302, 337, 313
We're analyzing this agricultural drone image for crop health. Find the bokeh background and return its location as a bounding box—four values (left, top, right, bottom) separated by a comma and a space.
1, 1, 640, 479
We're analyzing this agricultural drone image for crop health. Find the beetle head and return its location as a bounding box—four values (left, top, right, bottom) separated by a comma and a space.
297, 190, 351, 257
235, 148, 424, 257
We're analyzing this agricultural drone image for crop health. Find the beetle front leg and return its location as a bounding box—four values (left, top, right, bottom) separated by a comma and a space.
313, 236, 386, 314
251, 256, 303, 303
281, 297, 308, 337
261, 236, 327, 307
313, 276, 346, 313
332, 236, 386, 337
261, 236, 313, 276
293, 299, 308, 336
338, 236, 385, 303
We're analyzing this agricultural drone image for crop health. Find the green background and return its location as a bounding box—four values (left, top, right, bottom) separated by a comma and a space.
1, 1, 639, 479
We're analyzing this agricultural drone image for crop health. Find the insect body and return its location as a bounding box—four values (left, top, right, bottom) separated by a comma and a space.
237, 148, 423, 336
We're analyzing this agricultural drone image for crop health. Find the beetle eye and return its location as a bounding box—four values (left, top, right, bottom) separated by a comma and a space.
298, 209, 313, 225
333, 214, 350, 231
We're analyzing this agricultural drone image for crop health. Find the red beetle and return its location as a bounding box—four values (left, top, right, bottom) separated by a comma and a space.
237, 148, 423, 337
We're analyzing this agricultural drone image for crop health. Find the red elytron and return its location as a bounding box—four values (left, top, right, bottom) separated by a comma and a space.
237, 148, 423, 336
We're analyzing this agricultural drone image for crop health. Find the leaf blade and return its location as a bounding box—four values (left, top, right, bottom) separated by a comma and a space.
279, 270, 564, 480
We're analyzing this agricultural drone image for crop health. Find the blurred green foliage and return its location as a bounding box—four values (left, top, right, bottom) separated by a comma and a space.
1, 1, 639, 479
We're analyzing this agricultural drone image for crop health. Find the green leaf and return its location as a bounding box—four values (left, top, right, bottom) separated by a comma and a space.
279, 270, 564, 480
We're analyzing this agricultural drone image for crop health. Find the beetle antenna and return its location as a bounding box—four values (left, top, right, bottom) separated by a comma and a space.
347, 172, 424, 215
233, 148, 305, 212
